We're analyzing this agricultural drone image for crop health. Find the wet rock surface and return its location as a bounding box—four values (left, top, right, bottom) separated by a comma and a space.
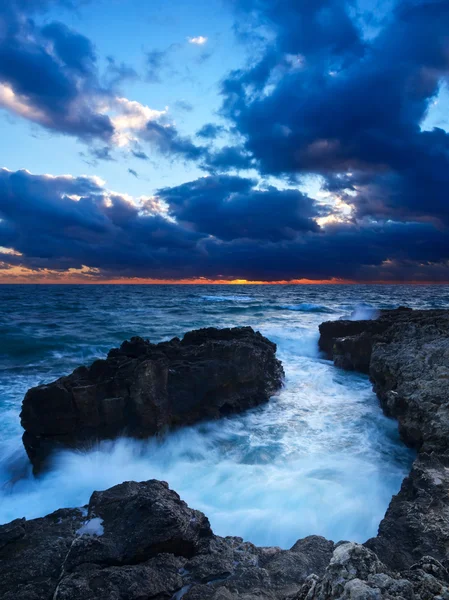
318, 307, 449, 596
20, 326, 284, 472
0, 480, 335, 600
2, 479, 448, 600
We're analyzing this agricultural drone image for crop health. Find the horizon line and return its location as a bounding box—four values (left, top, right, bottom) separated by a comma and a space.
0, 279, 448, 285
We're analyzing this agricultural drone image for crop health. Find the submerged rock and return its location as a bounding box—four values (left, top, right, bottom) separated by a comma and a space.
20, 327, 284, 473
0, 479, 335, 600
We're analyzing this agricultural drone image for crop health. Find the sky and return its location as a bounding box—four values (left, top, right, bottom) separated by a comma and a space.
0, 0, 449, 283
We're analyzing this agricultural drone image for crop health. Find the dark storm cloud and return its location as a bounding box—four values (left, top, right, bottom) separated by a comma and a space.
196, 219, 449, 282
158, 175, 321, 241
1, 0, 449, 281
231, 0, 364, 61
0, 1, 114, 141
0, 2, 207, 163
1, 168, 448, 282
0, 168, 202, 274
206, 146, 255, 171
219, 0, 449, 226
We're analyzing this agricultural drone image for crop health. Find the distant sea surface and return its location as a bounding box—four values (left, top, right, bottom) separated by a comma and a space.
0, 284, 447, 547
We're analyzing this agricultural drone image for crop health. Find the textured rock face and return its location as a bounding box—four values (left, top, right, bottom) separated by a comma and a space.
366, 453, 449, 573
21, 327, 284, 472
318, 307, 413, 373
298, 543, 449, 600
319, 308, 449, 452
2, 480, 448, 600
319, 308, 449, 576
0, 480, 335, 600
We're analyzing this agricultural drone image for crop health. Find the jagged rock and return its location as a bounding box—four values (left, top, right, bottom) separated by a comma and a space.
318, 307, 412, 372
319, 308, 449, 451
298, 543, 449, 600
369, 311, 449, 452
0, 480, 335, 600
366, 453, 449, 572
319, 308, 449, 577
20, 327, 284, 472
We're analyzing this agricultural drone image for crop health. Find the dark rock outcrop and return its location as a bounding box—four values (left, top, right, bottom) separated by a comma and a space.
366, 452, 449, 573
319, 308, 449, 577
20, 327, 284, 472
0, 479, 335, 600
297, 542, 449, 600
319, 308, 449, 452
318, 307, 412, 373
2, 479, 448, 600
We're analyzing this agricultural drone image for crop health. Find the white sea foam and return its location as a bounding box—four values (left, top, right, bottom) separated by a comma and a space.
0, 339, 413, 547
0, 284, 427, 549
77, 517, 104, 537
200, 295, 254, 302
349, 304, 380, 321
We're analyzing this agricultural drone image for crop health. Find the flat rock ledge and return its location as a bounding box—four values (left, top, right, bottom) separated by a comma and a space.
20, 326, 284, 473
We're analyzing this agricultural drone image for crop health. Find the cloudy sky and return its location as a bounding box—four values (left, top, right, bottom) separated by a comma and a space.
0, 0, 448, 283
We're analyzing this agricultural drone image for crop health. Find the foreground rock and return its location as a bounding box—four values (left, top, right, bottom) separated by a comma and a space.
21, 327, 284, 472
319, 308, 449, 575
0, 479, 335, 600
2, 479, 448, 600
298, 542, 449, 600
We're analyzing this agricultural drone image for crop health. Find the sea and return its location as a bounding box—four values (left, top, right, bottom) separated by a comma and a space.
0, 284, 447, 548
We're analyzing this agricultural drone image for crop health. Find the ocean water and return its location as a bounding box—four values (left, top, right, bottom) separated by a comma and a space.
0, 284, 446, 547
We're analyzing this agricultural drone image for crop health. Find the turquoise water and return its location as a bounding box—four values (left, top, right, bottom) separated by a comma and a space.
0, 284, 445, 546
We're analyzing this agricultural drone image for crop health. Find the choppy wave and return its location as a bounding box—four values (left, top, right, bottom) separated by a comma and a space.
200, 295, 254, 302
279, 303, 335, 313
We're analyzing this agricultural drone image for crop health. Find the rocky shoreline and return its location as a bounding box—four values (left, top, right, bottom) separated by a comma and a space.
2, 312, 449, 599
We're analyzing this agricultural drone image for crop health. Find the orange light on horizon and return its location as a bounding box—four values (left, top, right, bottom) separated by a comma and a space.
0, 263, 447, 285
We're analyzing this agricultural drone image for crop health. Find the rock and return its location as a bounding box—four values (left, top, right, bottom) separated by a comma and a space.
319, 308, 449, 577
369, 311, 449, 452
0, 480, 334, 600
319, 309, 449, 451
298, 543, 449, 600
318, 307, 413, 372
64, 480, 213, 571
0, 507, 85, 600
21, 326, 284, 472
366, 453, 449, 572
